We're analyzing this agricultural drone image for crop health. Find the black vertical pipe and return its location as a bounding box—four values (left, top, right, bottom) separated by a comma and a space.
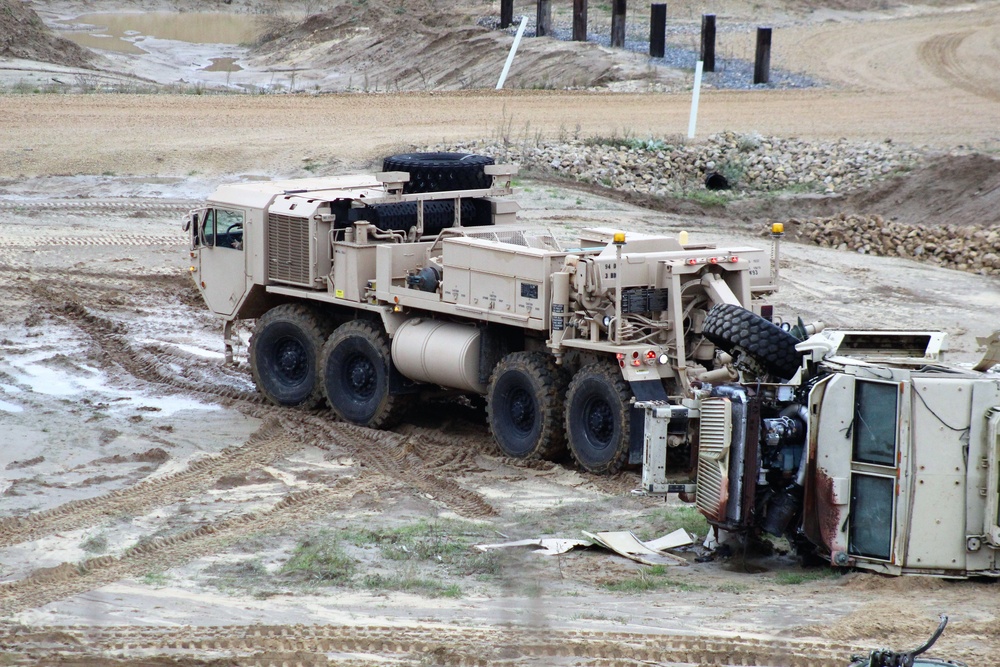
500, 0, 513, 28
537, 0, 552, 37
754, 27, 772, 84
611, 0, 627, 48
573, 0, 588, 42
700, 14, 716, 72
650, 4, 666, 58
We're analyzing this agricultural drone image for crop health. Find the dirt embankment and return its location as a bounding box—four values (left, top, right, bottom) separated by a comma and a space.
0, 0, 93, 68
250, 0, 679, 91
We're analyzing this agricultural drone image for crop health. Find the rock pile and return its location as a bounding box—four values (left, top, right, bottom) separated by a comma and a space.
439, 131, 924, 197
430, 134, 999, 277
793, 214, 1000, 276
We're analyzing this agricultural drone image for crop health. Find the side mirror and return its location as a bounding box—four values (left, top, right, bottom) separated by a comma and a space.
184, 213, 197, 233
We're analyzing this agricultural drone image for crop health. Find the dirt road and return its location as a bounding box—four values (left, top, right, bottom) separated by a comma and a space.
1, 86, 998, 181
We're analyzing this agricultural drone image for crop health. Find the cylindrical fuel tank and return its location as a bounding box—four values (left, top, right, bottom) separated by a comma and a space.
391, 319, 485, 393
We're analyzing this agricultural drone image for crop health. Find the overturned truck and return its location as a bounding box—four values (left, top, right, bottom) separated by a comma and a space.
187, 153, 1000, 576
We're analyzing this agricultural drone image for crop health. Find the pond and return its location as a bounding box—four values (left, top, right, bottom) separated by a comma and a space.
57, 12, 262, 56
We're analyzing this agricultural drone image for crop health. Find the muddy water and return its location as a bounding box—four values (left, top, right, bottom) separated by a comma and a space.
58, 12, 261, 55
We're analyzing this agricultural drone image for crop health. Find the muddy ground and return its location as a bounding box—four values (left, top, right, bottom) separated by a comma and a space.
1, 0, 1000, 665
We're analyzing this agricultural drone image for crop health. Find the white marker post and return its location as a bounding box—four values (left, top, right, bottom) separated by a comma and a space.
496, 16, 529, 90
687, 60, 704, 139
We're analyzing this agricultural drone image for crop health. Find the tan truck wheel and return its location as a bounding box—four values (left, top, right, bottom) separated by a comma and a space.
487, 351, 567, 460
249, 304, 328, 409
565, 363, 632, 475
321, 320, 408, 429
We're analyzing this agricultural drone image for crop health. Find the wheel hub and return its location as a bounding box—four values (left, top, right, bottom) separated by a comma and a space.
584, 398, 614, 448
275, 339, 307, 382
508, 387, 535, 433
346, 355, 377, 399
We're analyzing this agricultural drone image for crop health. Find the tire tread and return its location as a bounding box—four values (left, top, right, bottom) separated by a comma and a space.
249, 303, 328, 409
702, 304, 801, 379
487, 351, 568, 461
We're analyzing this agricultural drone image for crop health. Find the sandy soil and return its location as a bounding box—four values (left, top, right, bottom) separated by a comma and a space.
1, 1, 999, 665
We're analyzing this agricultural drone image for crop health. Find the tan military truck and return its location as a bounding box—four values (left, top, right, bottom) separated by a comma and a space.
187, 153, 1000, 575
185, 152, 777, 475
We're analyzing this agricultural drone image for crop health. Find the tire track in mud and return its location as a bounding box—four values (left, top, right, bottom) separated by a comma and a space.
0, 480, 386, 615
918, 30, 1000, 102
0, 420, 300, 549
275, 413, 499, 519
0, 199, 196, 213
25, 278, 509, 524
0, 234, 181, 248
0, 624, 861, 667
35, 285, 263, 405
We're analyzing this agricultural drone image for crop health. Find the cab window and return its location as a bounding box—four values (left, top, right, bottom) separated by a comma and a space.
852, 380, 897, 466
200, 208, 245, 250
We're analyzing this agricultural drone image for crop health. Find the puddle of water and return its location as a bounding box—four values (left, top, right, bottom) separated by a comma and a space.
202, 57, 243, 73
4, 348, 220, 417
58, 12, 261, 55
0, 398, 24, 413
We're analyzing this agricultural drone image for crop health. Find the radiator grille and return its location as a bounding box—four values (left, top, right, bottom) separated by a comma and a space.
268, 213, 311, 286
696, 397, 732, 523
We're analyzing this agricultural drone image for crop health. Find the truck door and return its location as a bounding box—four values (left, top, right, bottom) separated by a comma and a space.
195, 207, 249, 318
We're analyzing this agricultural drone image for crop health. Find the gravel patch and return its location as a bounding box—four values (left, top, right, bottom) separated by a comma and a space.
436, 131, 924, 198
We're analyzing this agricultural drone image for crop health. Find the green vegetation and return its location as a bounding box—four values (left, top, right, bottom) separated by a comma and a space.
80, 533, 108, 554
280, 531, 356, 584
678, 188, 731, 207
345, 519, 500, 577
637, 505, 711, 541
584, 133, 673, 153
602, 565, 705, 594
140, 571, 169, 587
362, 574, 461, 598
773, 569, 844, 585
716, 157, 746, 187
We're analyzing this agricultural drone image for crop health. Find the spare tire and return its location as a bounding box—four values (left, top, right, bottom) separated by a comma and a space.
382, 152, 494, 194
703, 303, 802, 380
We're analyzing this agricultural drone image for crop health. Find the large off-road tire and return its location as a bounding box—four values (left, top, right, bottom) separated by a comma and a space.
702, 303, 802, 379
487, 351, 568, 460
250, 304, 328, 409
565, 363, 632, 475
382, 152, 494, 194
320, 320, 407, 429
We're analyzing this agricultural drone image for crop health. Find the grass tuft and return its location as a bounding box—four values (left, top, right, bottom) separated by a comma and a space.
280, 531, 356, 584
363, 574, 461, 598
602, 565, 705, 594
